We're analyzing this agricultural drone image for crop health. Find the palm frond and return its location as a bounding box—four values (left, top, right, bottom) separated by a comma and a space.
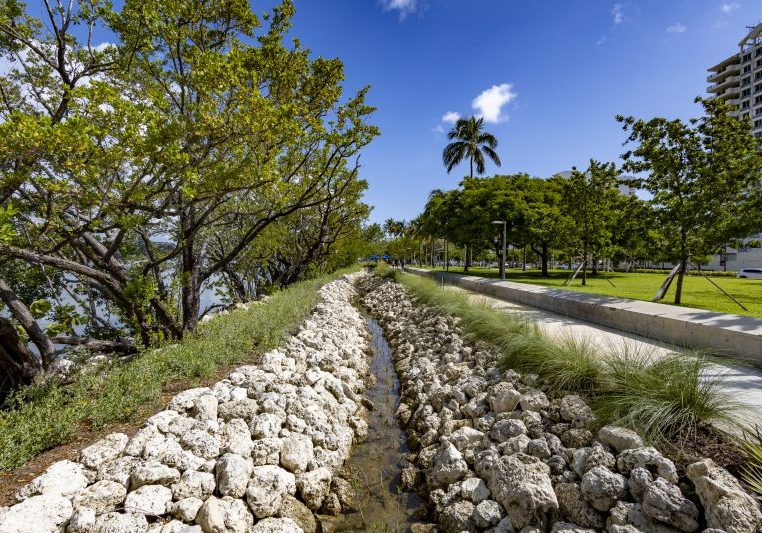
482, 145, 502, 167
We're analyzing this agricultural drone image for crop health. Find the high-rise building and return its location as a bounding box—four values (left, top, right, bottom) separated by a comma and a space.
707, 23, 762, 138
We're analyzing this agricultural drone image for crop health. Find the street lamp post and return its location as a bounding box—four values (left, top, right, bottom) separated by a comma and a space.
492, 220, 506, 281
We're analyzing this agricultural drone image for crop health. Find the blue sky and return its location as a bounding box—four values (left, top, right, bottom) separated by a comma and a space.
280, 0, 759, 224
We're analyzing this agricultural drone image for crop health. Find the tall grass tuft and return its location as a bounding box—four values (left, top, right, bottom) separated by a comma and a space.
527, 335, 608, 395
595, 352, 741, 444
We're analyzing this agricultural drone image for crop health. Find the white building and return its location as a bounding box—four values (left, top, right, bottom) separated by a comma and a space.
707, 22, 762, 138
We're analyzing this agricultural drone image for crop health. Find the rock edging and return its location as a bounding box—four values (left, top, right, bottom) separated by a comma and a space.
0, 273, 369, 533
359, 275, 762, 533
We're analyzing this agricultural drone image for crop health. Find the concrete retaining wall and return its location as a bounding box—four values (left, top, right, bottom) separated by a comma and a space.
407, 268, 762, 365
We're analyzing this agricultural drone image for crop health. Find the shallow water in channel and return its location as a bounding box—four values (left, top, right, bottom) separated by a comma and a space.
333, 316, 425, 532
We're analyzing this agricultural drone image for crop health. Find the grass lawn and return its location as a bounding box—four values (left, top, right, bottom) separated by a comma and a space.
420, 266, 762, 318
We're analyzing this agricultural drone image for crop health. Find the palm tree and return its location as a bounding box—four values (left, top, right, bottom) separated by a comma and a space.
442, 116, 502, 178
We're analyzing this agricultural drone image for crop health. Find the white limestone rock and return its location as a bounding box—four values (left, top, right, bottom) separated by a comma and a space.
171, 470, 216, 500
72, 480, 127, 515
426, 441, 468, 489
195, 496, 254, 533
246, 465, 297, 518
223, 418, 253, 457
79, 433, 129, 469
123, 484, 172, 516
251, 517, 303, 532
15, 460, 90, 501
642, 478, 699, 532
180, 430, 220, 460
129, 461, 180, 489
580, 466, 628, 512
598, 425, 645, 453
167, 497, 204, 523
216, 453, 253, 498
489, 382, 521, 413
482, 454, 558, 530
280, 434, 314, 474
0, 494, 73, 533
687, 458, 762, 533
296, 467, 332, 511
67, 507, 96, 533
92, 511, 148, 532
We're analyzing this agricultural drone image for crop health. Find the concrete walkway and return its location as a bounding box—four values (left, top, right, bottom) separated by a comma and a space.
447, 284, 762, 430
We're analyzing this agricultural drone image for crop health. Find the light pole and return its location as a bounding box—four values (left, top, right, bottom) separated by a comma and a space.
492, 220, 506, 281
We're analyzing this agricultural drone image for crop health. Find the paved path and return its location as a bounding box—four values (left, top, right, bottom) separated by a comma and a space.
448, 285, 762, 430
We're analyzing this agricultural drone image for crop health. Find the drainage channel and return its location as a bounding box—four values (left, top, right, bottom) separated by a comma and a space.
333, 316, 425, 532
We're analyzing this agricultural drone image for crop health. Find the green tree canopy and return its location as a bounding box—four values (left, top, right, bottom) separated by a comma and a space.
618, 97, 762, 303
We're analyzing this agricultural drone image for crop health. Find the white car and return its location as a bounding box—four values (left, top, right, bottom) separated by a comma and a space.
736, 268, 762, 279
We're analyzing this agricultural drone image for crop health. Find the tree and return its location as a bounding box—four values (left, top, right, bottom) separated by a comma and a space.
525, 177, 570, 277
0, 0, 377, 391
562, 161, 619, 285
618, 97, 762, 304
442, 116, 502, 178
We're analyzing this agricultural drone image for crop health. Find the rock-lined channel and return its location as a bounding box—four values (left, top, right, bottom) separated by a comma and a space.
332, 316, 425, 531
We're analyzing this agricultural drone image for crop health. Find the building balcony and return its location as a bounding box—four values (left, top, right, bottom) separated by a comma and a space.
708, 75, 740, 93
707, 65, 740, 83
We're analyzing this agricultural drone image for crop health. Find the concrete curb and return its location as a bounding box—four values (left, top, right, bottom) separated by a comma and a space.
406, 267, 762, 364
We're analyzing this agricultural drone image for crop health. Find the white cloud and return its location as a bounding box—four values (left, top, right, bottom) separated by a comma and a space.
666, 23, 686, 33
381, 0, 418, 20
441, 111, 460, 123
612, 3, 624, 25
721, 2, 740, 13
596, 36, 607, 46
471, 83, 517, 123
93, 42, 116, 52
432, 124, 445, 134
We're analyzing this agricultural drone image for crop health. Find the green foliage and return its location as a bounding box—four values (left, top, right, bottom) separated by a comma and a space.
0, 204, 17, 243
373, 263, 399, 281
0, 267, 356, 471
618, 97, 762, 304
562, 160, 620, 284
0, 0, 376, 378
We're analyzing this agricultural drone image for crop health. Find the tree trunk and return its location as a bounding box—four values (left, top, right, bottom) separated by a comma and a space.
541, 244, 549, 277
464, 244, 469, 273
0, 316, 41, 400
582, 243, 588, 286
522, 244, 527, 271
0, 277, 55, 368
470, 157, 474, 179
180, 207, 201, 333
674, 257, 688, 305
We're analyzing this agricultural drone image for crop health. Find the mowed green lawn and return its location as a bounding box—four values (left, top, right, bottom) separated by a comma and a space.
423, 266, 762, 318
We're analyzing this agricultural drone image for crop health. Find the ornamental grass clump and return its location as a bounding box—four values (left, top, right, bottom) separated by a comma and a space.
596, 352, 741, 444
